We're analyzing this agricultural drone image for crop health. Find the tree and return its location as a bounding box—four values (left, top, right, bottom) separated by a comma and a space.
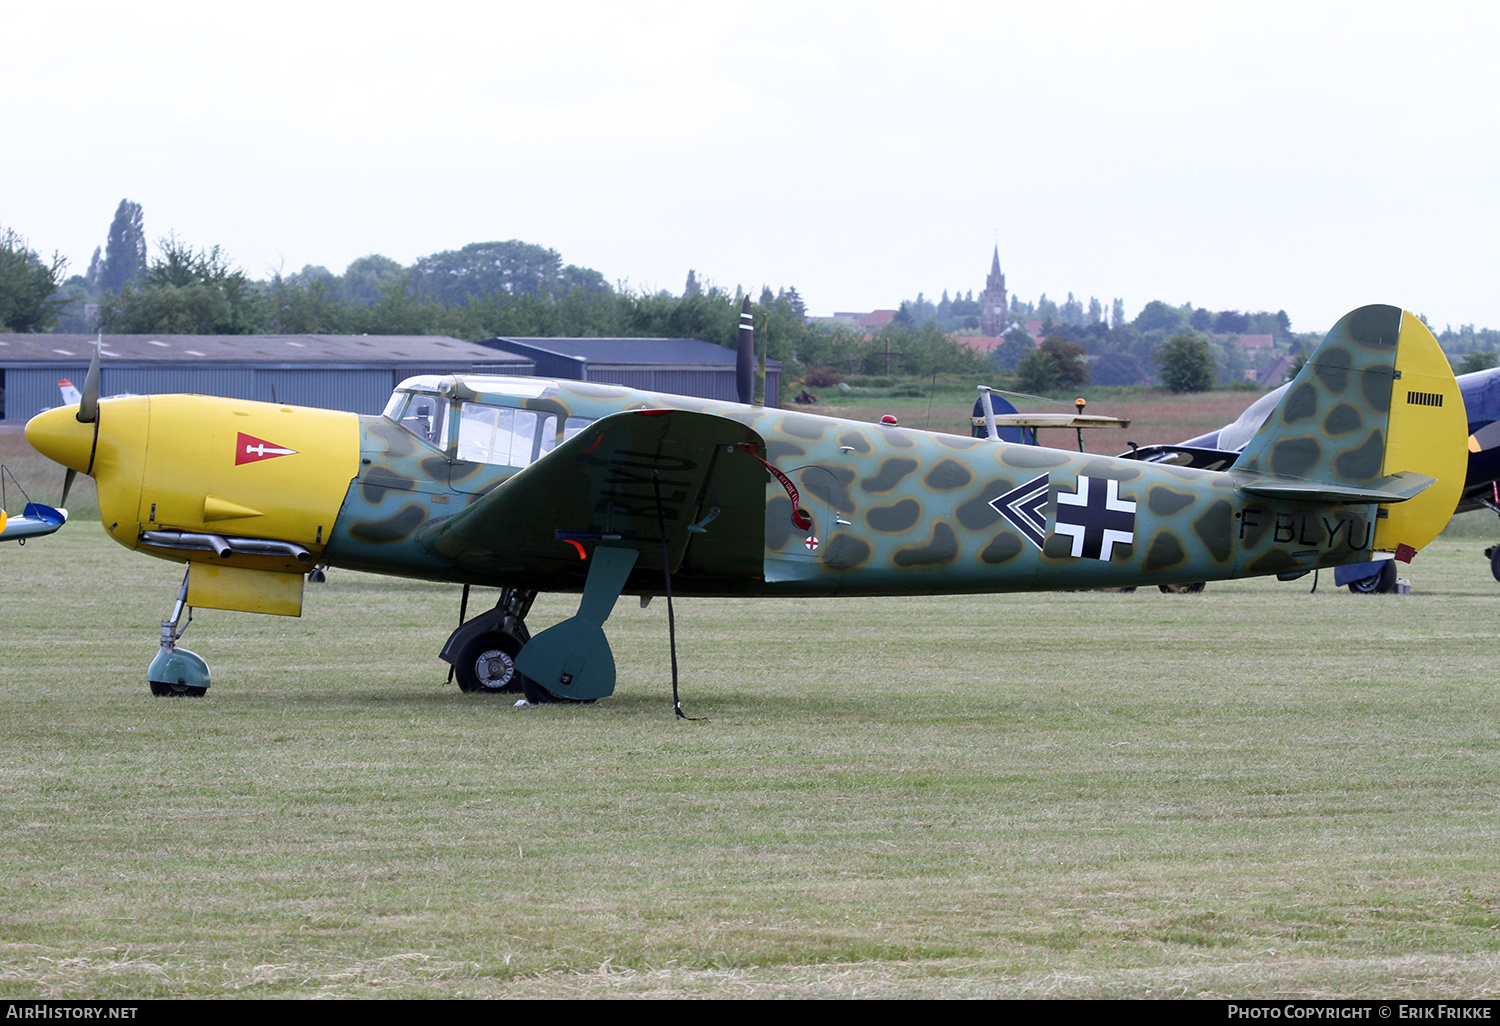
1155, 334, 1217, 393
409, 240, 610, 305
100, 235, 261, 334
0, 227, 67, 331
264, 268, 346, 334
1015, 337, 1089, 393
343, 254, 404, 306
1039, 337, 1089, 388
1457, 350, 1498, 375
96, 199, 146, 294
1213, 309, 1251, 334
993, 326, 1033, 373
1091, 352, 1150, 386
1134, 300, 1185, 334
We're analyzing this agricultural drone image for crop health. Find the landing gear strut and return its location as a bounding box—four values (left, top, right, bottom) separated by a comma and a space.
147, 568, 210, 697
442, 587, 536, 695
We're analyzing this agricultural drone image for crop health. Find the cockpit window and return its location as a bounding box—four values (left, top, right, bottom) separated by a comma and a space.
385, 392, 598, 467
540, 416, 595, 457
384, 392, 448, 447
457, 404, 549, 467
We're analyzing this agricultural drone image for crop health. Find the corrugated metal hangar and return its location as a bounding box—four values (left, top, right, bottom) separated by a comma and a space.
480, 337, 782, 407
0, 334, 532, 422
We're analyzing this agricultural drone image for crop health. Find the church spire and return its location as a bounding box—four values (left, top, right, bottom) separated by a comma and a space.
981, 246, 1008, 337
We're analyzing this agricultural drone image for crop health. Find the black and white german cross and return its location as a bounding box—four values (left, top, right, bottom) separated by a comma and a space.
1054, 475, 1136, 560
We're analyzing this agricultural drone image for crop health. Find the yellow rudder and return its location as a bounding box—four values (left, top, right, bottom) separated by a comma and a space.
1374, 311, 1468, 554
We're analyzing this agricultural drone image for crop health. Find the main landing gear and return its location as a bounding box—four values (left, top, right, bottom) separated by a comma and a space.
442, 586, 538, 697
147, 569, 210, 697
440, 547, 641, 705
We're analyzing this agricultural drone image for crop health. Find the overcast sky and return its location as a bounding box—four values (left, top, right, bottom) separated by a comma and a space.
6, 1, 1498, 335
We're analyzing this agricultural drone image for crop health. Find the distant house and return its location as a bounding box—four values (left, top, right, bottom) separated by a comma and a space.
0, 333, 529, 422
1258, 354, 1297, 387
479, 336, 782, 407
858, 310, 897, 332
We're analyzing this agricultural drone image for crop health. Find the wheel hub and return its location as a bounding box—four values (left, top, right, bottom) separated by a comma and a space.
476, 649, 515, 689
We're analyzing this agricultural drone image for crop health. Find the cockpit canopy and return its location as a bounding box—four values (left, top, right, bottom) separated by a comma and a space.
382, 375, 594, 470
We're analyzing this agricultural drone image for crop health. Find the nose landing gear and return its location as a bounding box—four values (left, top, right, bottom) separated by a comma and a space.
147, 569, 210, 697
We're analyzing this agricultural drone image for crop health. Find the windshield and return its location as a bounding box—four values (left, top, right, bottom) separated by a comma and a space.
383, 392, 448, 448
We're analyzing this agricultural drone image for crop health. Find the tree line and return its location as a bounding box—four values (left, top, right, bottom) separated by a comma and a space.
6, 198, 1499, 393
1, 200, 991, 381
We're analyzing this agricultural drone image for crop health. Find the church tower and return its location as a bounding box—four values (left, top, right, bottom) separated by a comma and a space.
981, 246, 1009, 337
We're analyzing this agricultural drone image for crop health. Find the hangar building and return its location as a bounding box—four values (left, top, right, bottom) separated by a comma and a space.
479, 336, 782, 407
0, 334, 531, 422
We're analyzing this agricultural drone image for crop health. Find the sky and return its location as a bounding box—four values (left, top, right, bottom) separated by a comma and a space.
5, 0, 1500, 335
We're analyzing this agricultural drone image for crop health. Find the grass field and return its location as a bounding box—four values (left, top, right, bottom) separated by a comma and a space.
3, 522, 1500, 997
4, 400, 1500, 999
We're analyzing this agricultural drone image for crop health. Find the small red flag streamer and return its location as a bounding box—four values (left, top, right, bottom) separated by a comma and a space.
736, 443, 813, 530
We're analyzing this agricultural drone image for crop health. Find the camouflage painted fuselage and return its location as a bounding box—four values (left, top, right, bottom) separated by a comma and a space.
322, 377, 1378, 597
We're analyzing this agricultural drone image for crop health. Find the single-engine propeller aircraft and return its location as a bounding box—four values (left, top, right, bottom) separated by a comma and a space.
24, 304, 1469, 702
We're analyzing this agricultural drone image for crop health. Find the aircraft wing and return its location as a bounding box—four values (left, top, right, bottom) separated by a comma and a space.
421, 408, 770, 585
0, 503, 67, 543
988, 413, 1131, 429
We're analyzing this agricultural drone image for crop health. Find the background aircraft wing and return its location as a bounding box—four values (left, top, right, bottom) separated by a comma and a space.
422, 409, 770, 586
0, 503, 67, 543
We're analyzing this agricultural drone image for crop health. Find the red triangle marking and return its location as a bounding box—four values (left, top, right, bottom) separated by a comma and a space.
236, 432, 299, 466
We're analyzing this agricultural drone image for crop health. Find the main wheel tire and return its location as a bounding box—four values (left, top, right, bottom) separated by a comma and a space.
1158, 582, 1206, 594
1347, 560, 1398, 594
1489, 545, 1500, 583
149, 681, 207, 697
454, 632, 528, 694
520, 677, 595, 705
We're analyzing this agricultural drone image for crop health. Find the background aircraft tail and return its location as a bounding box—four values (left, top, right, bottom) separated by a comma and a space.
1230, 304, 1467, 556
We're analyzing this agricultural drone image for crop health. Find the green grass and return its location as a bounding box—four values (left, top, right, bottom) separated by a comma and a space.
3, 525, 1500, 997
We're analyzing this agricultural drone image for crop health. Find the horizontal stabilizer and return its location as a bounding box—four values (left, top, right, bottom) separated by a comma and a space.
988, 413, 1130, 430
1230, 469, 1436, 506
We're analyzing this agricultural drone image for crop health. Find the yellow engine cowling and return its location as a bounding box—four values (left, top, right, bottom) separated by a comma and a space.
128, 395, 361, 569
27, 393, 361, 615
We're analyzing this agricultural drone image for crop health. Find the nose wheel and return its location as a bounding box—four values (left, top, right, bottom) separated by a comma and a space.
147, 569, 211, 697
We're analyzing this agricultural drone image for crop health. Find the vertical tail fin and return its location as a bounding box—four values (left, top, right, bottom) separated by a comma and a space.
1231, 305, 1466, 555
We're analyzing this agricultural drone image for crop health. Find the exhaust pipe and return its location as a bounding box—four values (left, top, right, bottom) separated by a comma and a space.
140, 530, 312, 563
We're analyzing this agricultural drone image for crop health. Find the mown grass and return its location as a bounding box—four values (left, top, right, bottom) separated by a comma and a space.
3, 522, 1500, 998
